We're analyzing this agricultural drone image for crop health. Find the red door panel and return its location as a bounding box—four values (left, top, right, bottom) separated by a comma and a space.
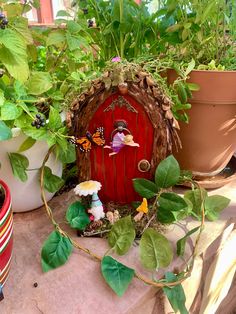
89, 93, 154, 203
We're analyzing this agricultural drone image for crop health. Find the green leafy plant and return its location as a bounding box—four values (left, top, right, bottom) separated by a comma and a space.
75, 0, 161, 61
40, 154, 230, 314
72, 0, 195, 122
0, 1, 97, 191
159, 0, 236, 69
133, 155, 230, 224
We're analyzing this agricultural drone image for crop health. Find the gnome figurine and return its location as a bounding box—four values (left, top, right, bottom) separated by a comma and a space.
88, 193, 105, 221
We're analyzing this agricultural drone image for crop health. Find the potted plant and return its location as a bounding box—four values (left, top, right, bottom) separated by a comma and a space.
161, 0, 236, 177
0, 1, 95, 211
0, 179, 13, 299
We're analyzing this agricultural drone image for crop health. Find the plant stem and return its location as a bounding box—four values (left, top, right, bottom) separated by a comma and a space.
119, 0, 124, 58
215, 1, 220, 62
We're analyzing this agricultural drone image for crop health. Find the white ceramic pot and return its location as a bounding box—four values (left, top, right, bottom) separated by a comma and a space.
0, 130, 63, 212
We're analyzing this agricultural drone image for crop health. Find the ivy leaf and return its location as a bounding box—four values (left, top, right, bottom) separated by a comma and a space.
41, 231, 73, 272
55, 136, 68, 152
139, 228, 173, 270
0, 121, 12, 141
108, 216, 135, 255
43, 166, 64, 193
184, 188, 207, 218
21, 125, 48, 141
17, 137, 36, 152
157, 210, 176, 224
159, 192, 188, 211
163, 272, 188, 314
8, 152, 29, 182
204, 195, 230, 221
66, 201, 90, 230
175, 197, 193, 221
176, 226, 200, 257
27, 72, 53, 95
48, 106, 62, 131
101, 256, 135, 297
132, 178, 158, 199
157, 193, 188, 224
155, 155, 180, 188
57, 142, 76, 164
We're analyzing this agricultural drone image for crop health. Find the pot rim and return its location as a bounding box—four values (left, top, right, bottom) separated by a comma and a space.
0, 180, 11, 220
168, 68, 236, 74
189, 69, 236, 74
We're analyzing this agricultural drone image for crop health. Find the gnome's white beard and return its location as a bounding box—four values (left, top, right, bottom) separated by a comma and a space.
88, 205, 105, 221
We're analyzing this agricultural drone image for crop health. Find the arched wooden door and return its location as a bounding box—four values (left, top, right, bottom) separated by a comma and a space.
88, 93, 154, 203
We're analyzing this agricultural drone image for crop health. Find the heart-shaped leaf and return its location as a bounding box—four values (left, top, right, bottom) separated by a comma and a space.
159, 192, 188, 211
133, 178, 158, 199
205, 195, 230, 221
155, 155, 180, 188
41, 231, 73, 272
66, 201, 90, 230
18, 137, 36, 152
8, 152, 29, 182
184, 188, 207, 218
157, 192, 188, 223
108, 216, 135, 255
139, 228, 173, 270
43, 166, 64, 193
163, 272, 188, 314
101, 256, 135, 296
48, 106, 62, 131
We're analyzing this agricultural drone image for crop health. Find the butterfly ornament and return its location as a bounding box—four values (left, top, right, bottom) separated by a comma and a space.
73, 127, 105, 152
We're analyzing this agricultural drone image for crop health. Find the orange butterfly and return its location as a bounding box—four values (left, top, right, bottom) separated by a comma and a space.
76, 127, 105, 152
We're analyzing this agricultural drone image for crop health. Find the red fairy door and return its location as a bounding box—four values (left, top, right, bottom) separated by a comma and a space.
89, 93, 154, 203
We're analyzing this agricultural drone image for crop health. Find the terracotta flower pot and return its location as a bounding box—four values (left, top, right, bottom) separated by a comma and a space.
169, 70, 236, 177
0, 179, 13, 290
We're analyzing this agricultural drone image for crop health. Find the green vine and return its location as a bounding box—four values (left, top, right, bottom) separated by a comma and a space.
40, 148, 205, 289
39, 144, 231, 313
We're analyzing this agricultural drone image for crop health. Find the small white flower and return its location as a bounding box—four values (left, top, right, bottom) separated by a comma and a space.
74, 180, 102, 196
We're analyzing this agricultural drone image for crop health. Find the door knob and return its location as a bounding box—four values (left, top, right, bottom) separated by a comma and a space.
138, 159, 151, 172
